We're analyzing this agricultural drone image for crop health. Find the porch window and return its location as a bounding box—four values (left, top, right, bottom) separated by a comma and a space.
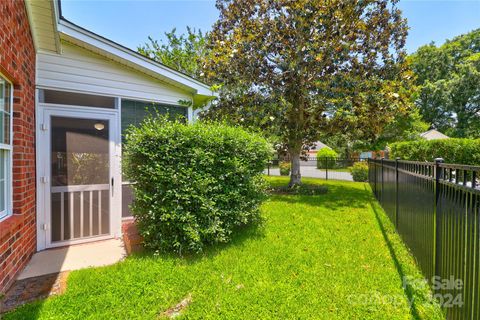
0, 75, 12, 221
39, 89, 116, 109
120, 99, 188, 218
120, 99, 188, 141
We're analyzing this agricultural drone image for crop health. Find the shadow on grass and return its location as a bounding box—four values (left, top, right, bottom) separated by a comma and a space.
370, 198, 422, 320
139, 182, 372, 263
269, 183, 372, 211
136, 220, 266, 265
139, 182, 371, 264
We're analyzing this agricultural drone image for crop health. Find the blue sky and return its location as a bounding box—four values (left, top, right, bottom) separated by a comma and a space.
61, 0, 480, 54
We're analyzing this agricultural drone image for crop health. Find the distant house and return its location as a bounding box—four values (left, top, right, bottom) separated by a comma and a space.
358, 150, 386, 160
420, 129, 449, 140
308, 141, 331, 156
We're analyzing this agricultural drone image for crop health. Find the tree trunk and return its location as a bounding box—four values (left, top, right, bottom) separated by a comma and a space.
289, 152, 302, 187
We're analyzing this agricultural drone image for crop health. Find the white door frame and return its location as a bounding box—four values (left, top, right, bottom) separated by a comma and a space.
36, 104, 122, 250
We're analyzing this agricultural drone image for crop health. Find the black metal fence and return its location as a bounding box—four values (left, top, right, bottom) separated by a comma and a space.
369, 158, 480, 319
267, 157, 364, 181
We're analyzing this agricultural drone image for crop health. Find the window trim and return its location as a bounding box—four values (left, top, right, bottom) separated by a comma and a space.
0, 73, 13, 222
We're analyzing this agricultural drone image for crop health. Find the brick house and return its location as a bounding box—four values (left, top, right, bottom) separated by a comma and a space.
0, 0, 213, 293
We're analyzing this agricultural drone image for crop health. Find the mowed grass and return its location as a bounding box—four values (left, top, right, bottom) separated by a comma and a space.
5, 177, 444, 319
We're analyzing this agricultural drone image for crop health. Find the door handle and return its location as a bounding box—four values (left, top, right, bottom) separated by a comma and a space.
111, 177, 114, 196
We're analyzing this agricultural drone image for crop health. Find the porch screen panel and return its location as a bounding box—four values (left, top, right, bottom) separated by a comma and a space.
122, 184, 134, 218
120, 100, 188, 218
121, 99, 188, 141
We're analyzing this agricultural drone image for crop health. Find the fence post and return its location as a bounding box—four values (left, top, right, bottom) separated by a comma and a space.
367, 158, 370, 185
434, 157, 444, 281
325, 158, 328, 180
381, 157, 384, 202
373, 158, 377, 196
395, 157, 400, 229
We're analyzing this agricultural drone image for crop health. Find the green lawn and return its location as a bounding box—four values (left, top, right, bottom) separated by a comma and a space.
5, 177, 443, 319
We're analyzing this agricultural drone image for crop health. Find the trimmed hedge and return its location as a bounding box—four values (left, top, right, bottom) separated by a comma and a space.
316, 148, 338, 169
390, 138, 480, 165
123, 118, 272, 253
279, 161, 291, 176
350, 162, 369, 182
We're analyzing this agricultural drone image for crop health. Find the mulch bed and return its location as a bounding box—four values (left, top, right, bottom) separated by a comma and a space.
0, 271, 69, 314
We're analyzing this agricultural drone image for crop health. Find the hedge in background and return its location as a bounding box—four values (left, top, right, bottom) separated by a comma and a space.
390, 138, 480, 165
279, 161, 291, 176
316, 148, 338, 169
123, 118, 272, 253
350, 162, 369, 182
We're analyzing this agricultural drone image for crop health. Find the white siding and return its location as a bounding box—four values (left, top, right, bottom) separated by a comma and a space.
37, 42, 192, 105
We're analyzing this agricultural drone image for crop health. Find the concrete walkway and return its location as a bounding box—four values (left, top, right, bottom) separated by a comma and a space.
18, 238, 126, 280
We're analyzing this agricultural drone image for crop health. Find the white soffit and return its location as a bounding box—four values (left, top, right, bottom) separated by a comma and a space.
24, 0, 60, 52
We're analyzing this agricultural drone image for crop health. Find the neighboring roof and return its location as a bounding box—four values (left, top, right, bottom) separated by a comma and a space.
25, 0, 215, 106
312, 141, 330, 150
420, 129, 450, 140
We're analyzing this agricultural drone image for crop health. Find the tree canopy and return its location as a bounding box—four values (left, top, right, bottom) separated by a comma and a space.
409, 29, 480, 138
138, 27, 208, 80
203, 0, 412, 186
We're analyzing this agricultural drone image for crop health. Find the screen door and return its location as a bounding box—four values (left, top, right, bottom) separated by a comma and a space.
49, 115, 113, 244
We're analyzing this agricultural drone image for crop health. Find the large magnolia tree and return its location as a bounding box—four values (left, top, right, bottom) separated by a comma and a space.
203, 0, 412, 186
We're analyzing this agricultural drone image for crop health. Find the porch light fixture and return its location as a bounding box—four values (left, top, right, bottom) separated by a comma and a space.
94, 122, 105, 131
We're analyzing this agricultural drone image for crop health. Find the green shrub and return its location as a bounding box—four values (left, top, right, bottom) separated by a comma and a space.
350, 162, 369, 182
279, 161, 291, 176
316, 148, 338, 169
123, 118, 273, 253
390, 139, 480, 165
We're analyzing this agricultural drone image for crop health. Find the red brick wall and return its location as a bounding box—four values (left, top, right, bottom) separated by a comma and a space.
0, 0, 36, 293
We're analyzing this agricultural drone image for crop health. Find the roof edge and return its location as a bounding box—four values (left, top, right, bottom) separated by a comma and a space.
55, 12, 213, 96
25, 0, 62, 53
